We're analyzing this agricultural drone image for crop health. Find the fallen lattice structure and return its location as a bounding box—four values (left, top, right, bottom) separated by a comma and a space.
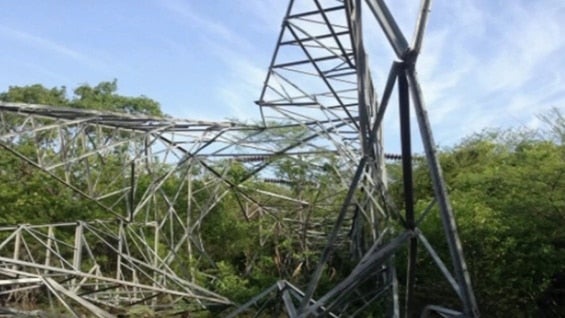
0, 0, 479, 317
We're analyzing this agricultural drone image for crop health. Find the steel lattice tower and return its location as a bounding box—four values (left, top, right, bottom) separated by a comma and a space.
0, 1, 479, 317
232, 0, 479, 317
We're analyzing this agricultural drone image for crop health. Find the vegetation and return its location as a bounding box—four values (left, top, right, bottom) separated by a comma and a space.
1, 79, 162, 116
0, 82, 563, 316
405, 124, 565, 316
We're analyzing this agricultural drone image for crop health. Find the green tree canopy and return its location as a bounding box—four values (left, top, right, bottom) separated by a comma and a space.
0, 84, 68, 106
1, 79, 163, 116
401, 118, 565, 316
2, 80, 564, 315
0, 80, 164, 224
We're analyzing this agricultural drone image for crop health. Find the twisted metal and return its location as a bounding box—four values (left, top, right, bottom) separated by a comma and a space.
0, 102, 342, 316
233, 0, 479, 317
0, 0, 479, 317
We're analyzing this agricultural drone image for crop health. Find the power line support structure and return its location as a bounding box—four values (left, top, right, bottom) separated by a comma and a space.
235, 0, 480, 316
0, 0, 480, 317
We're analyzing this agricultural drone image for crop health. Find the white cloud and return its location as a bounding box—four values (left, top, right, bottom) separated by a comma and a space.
395, 0, 565, 146
217, 55, 266, 121
235, 0, 289, 34
475, 1, 565, 93
158, 0, 252, 50
157, 0, 565, 145
0, 25, 108, 71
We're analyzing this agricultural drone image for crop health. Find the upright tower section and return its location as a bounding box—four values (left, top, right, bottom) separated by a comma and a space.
236, 0, 480, 316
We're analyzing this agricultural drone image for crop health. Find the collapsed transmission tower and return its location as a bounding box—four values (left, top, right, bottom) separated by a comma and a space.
231, 0, 480, 317
0, 0, 480, 317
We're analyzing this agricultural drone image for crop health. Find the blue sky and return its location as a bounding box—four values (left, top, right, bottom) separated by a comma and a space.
1, 0, 564, 151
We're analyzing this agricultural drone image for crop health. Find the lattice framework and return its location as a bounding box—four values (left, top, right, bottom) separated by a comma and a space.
0, 0, 480, 317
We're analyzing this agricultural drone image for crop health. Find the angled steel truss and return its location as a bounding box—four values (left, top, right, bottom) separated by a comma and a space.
0, 0, 479, 317
234, 0, 480, 317
0, 104, 245, 316
0, 103, 348, 316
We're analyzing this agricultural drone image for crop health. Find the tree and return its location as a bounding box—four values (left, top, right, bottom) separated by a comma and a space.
0, 81, 170, 310
0, 80, 165, 225
71, 80, 162, 116
539, 107, 565, 145
1, 79, 162, 116
0, 84, 68, 106
401, 124, 565, 316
